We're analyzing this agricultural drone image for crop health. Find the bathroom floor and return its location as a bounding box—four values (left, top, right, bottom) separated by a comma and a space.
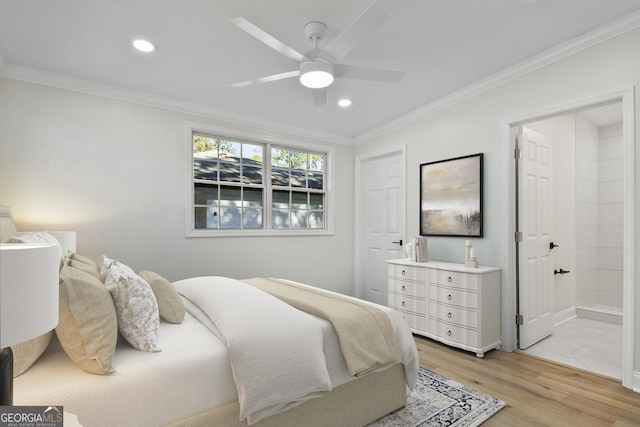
521, 317, 622, 380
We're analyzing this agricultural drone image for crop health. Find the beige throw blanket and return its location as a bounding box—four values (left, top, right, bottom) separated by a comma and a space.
243, 277, 401, 377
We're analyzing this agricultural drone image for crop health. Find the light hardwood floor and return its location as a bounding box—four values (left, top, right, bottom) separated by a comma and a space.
415, 336, 640, 426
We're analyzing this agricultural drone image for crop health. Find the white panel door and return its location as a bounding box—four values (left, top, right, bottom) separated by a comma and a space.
361, 152, 404, 305
518, 127, 554, 349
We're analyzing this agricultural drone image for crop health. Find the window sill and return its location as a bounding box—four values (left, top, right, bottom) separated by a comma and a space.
185, 229, 335, 238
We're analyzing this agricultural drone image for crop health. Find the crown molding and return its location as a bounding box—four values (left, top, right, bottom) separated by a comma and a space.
354, 9, 640, 145
0, 62, 353, 147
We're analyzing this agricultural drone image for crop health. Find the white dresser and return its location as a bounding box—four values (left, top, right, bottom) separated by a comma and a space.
387, 259, 501, 358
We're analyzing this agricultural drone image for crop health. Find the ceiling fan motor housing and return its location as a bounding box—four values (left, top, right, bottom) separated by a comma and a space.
304, 21, 327, 43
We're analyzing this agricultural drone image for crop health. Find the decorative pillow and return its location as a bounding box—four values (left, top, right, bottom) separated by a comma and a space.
138, 270, 185, 324
11, 331, 53, 377
68, 259, 102, 281
70, 252, 100, 271
7, 232, 64, 268
56, 264, 118, 374
102, 256, 160, 352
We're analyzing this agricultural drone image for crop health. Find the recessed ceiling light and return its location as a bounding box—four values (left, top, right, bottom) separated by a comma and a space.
338, 99, 352, 107
132, 39, 156, 53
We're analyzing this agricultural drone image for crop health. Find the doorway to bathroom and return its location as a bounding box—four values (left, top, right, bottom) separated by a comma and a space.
515, 101, 627, 381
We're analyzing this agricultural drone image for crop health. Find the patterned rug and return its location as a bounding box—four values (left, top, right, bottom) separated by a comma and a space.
369, 367, 505, 427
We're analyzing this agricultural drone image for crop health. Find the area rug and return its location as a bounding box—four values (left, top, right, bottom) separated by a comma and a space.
369, 367, 505, 427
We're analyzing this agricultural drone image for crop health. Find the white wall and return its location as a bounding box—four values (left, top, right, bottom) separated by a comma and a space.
575, 116, 600, 307
354, 27, 640, 376
0, 78, 356, 295
597, 122, 624, 308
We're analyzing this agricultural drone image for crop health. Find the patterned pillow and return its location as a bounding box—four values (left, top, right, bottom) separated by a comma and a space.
102, 256, 160, 352
138, 270, 185, 324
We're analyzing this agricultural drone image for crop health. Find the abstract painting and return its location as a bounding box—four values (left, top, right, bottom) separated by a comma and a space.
420, 153, 483, 237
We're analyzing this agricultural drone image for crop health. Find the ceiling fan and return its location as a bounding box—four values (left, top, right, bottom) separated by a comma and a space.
230, 4, 405, 106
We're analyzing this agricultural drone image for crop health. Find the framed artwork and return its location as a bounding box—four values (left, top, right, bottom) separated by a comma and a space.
420, 153, 483, 237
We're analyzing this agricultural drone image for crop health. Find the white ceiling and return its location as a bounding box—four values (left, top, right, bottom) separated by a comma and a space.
1, 0, 640, 142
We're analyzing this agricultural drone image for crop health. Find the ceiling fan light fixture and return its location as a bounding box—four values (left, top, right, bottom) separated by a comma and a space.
300, 59, 334, 89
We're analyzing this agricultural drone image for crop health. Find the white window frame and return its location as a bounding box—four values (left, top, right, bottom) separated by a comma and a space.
185, 121, 335, 237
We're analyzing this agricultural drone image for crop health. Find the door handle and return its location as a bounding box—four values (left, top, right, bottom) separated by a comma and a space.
392, 239, 403, 246
554, 269, 570, 275
549, 242, 559, 250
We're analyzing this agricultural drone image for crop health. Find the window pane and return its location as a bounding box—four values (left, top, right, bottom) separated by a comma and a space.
194, 184, 218, 205
291, 210, 308, 228
272, 210, 289, 229
242, 165, 263, 184
243, 144, 263, 164
271, 148, 289, 168
309, 211, 324, 229
308, 154, 324, 172
272, 190, 290, 209
193, 159, 217, 181
308, 171, 323, 189
193, 135, 218, 158
220, 161, 241, 182
220, 186, 241, 207
220, 207, 241, 229
271, 168, 289, 186
195, 206, 219, 229
290, 170, 306, 187
220, 140, 241, 161
309, 193, 323, 209
243, 188, 263, 207
243, 208, 263, 229
291, 192, 308, 209
290, 152, 307, 171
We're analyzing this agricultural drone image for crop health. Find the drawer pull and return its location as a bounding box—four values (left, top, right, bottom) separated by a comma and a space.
401, 301, 406, 307
447, 330, 452, 336
447, 276, 452, 282
447, 312, 452, 318
402, 270, 406, 275
402, 285, 405, 291
447, 294, 452, 301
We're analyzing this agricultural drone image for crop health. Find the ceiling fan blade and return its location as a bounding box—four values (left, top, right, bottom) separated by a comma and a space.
333, 64, 405, 82
230, 17, 309, 63
319, 4, 388, 62
312, 88, 328, 106
231, 70, 300, 88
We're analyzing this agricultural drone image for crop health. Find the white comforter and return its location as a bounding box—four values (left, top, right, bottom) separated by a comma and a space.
173, 276, 419, 425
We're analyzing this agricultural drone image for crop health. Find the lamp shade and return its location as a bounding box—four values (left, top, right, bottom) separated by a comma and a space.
0, 244, 60, 348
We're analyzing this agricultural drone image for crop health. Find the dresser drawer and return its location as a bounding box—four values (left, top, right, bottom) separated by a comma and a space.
429, 269, 478, 290
389, 279, 426, 298
429, 285, 478, 309
429, 301, 478, 328
389, 264, 426, 282
388, 292, 419, 313
429, 320, 479, 347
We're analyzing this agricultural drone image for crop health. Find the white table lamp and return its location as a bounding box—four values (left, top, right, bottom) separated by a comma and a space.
1, 243, 60, 406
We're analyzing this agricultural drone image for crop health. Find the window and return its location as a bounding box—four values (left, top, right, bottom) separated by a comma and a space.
189, 125, 333, 236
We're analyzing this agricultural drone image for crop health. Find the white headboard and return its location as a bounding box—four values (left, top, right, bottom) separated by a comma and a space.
0, 205, 18, 241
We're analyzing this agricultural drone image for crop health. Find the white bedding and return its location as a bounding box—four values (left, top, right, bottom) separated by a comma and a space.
13, 278, 419, 427
174, 276, 332, 424
13, 312, 235, 427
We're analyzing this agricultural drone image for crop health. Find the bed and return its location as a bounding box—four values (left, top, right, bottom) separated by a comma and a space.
1, 205, 418, 427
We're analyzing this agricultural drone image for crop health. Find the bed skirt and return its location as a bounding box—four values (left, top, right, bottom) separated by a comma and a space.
167, 363, 406, 427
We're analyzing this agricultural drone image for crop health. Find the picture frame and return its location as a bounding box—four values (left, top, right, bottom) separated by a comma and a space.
420, 153, 483, 237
